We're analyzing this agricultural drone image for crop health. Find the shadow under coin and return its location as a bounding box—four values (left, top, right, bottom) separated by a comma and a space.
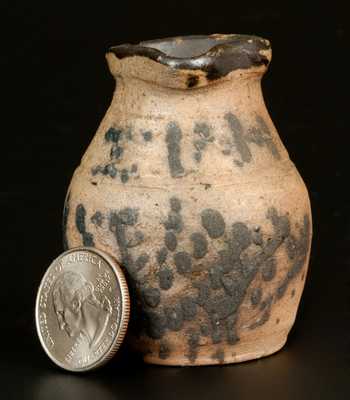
34, 372, 116, 400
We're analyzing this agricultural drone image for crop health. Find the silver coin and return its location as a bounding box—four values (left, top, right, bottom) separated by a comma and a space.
35, 247, 130, 372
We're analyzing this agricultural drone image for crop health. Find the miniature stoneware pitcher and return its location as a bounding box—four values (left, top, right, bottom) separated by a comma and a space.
64, 34, 312, 366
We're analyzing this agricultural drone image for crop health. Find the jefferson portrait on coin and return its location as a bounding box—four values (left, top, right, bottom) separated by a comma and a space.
53, 270, 112, 348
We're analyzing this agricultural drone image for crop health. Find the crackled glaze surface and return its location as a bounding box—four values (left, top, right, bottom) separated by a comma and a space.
64, 34, 312, 365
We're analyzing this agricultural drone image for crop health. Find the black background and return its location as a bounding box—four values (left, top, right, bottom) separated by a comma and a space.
1, 1, 349, 399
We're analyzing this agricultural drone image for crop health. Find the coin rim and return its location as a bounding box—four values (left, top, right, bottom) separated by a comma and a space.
35, 246, 130, 372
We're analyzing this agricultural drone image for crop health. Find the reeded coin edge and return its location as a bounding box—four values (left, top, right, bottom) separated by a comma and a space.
35, 246, 130, 372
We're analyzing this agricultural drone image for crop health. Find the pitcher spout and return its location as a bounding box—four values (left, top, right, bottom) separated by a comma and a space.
107, 34, 272, 89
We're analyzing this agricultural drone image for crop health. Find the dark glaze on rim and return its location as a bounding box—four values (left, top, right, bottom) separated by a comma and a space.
108, 34, 271, 81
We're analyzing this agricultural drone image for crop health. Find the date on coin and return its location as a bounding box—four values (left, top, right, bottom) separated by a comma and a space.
35, 247, 130, 372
